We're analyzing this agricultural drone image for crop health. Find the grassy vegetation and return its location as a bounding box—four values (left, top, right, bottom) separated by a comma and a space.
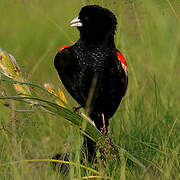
0, 0, 180, 179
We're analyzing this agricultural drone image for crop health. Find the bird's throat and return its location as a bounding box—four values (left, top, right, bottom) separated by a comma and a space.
79, 32, 115, 51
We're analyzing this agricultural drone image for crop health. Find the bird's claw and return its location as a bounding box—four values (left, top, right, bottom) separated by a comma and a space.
73, 106, 82, 113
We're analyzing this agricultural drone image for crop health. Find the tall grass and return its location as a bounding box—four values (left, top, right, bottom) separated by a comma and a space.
0, 0, 179, 179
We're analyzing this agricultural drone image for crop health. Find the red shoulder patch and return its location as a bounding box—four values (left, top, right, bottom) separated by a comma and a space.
58, 45, 72, 53
116, 51, 127, 66
116, 50, 128, 76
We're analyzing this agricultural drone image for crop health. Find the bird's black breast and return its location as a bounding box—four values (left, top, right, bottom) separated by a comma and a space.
54, 43, 127, 120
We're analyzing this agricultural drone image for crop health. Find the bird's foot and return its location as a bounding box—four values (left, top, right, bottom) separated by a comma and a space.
73, 106, 82, 113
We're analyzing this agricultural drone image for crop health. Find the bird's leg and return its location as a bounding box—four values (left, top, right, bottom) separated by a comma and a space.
73, 106, 82, 113
101, 113, 107, 135
101, 113, 111, 143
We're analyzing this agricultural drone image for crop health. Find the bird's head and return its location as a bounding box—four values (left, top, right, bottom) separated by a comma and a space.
70, 5, 117, 42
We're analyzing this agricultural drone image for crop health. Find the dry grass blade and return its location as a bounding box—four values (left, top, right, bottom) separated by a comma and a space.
44, 83, 68, 108
74, 175, 110, 179
1, 159, 101, 175
0, 77, 9, 106
0, 49, 32, 102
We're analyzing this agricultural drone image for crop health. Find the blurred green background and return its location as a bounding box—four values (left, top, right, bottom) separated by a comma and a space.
0, 0, 180, 179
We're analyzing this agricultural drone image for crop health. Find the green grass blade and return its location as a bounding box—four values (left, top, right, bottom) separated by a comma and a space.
112, 143, 146, 169
0, 96, 101, 142
0, 95, 146, 168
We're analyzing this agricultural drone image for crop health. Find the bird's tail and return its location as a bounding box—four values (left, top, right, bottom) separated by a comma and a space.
83, 136, 97, 163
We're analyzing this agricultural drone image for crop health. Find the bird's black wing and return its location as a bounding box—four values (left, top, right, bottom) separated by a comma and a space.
54, 46, 85, 106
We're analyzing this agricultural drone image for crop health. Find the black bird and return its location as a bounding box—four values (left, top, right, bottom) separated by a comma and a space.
54, 5, 128, 162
